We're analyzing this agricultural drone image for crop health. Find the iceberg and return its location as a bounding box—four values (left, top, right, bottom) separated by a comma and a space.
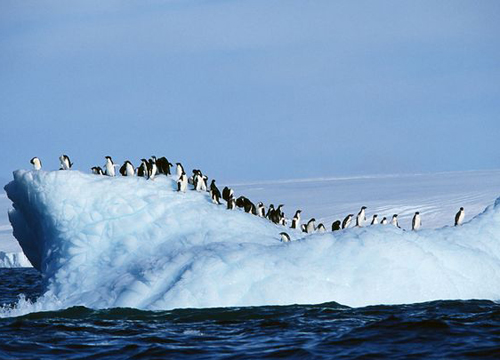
3, 169, 500, 316
0, 251, 32, 268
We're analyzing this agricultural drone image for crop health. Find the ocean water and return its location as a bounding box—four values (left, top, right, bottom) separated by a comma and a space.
1, 269, 499, 359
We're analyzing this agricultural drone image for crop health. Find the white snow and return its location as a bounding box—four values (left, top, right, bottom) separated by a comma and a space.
1, 169, 500, 317
0, 251, 32, 268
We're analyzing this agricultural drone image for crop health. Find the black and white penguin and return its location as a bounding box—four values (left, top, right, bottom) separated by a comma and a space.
342, 214, 353, 229
455, 207, 464, 226
148, 157, 158, 180
177, 171, 188, 192
266, 204, 275, 220
210, 180, 222, 204
137, 159, 149, 178
257, 202, 266, 217
371, 214, 379, 225
156, 157, 173, 175
104, 156, 116, 177
227, 196, 236, 210
291, 210, 302, 229
381, 217, 388, 225
222, 187, 234, 202
412, 212, 421, 231
317, 223, 326, 233
176, 163, 185, 178
91, 166, 104, 175
59, 154, 73, 170
391, 214, 400, 228
306, 218, 316, 233
119, 161, 135, 176
273, 205, 285, 224
356, 206, 367, 227
193, 170, 204, 191
331, 220, 341, 231
30, 157, 42, 170
280, 232, 291, 243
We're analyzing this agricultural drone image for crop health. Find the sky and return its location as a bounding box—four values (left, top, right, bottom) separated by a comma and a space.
1, 0, 499, 183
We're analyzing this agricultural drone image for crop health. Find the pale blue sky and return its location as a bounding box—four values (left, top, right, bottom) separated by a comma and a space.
1, 0, 499, 183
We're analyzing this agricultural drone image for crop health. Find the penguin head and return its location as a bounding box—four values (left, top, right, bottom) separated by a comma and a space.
30, 157, 37, 164
373, 214, 378, 218
309, 218, 316, 223
393, 214, 398, 218
460, 207, 464, 211
258, 202, 263, 206
361, 206, 367, 210
382, 217, 387, 221
415, 212, 420, 215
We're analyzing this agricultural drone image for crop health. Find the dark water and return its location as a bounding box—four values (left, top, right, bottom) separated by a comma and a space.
1, 269, 500, 359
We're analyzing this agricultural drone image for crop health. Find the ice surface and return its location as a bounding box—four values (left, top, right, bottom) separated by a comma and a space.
2, 169, 500, 317
0, 251, 32, 268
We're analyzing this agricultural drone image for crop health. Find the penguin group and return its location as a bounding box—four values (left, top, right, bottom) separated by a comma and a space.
29, 155, 468, 243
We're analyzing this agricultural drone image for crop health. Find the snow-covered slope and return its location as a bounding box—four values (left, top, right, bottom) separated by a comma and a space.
0, 251, 32, 268
2, 169, 500, 317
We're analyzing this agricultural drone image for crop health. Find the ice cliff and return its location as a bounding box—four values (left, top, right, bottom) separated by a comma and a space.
3, 169, 500, 314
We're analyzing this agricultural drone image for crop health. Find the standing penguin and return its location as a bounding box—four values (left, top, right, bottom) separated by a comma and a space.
59, 155, 73, 170
104, 156, 116, 177
280, 232, 291, 243
331, 220, 341, 231
177, 172, 188, 192
342, 214, 353, 229
210, 180, 222, 204
227, 196, 236, 210
222, 187, 234, 202
291, 210, 302, 229
356, 206, 367, 227
381, 217, 388, 225
156, 157, 173, 175
371, 214, 379, 225
412, 212, 421, 231
455, 207, 465, 226
120, 160, 135, 176
257, 202, 266, 217
30, 157, 42, 170
306, 218, 316, 233
317, 223, 326, 233
391, 214, 401, 228
137, 159, 149, 178
148, 157, 158, 180
176, 163, 185, 178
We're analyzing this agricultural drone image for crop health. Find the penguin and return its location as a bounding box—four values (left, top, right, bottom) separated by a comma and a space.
273, 205, 284, 224
381, 217, 388, 225
30, 157, 42, 170
177, 171, 188, 192
317, 223, 326, 233
193, 170, 203, 191
280, 217, 287, 226
201, 174, 208, 192
391, 214, 400, 228
412, 212, 421, 231
280, 232, 291, 243
227, 196, 236, 210
137, 159, 149, 178
257, 202, 266, 218
120, 161, 135, 176
210, 180, 222, 204
306, 218, 316, 233
356, 206, 367, 227
371, 214, 379, 225
59, 154, 73, 170
176, 163, 185, 178
104, 156, 116, 177
342, 214, 353, 229
156, 157, 173, 175
91, 166, 104, 175
331, 220, 341, 232
266, 204, 275, 220
301, 224, 307, 233
455, 207, 464, 226
222, 187, 234, 202
291, 210, 302, 229
148, 157, 158, 180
